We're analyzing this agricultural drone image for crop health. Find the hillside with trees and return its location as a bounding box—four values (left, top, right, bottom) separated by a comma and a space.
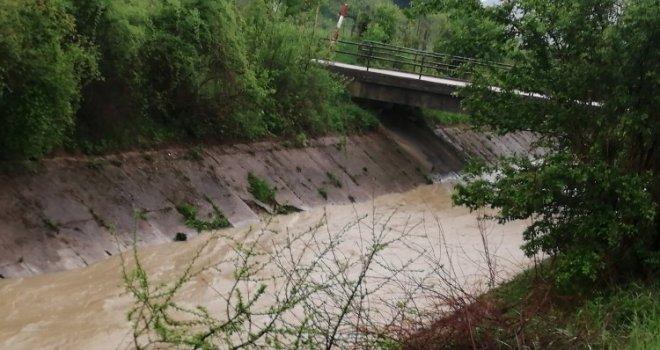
0, 0, 379, 160
0, 0, 518, 161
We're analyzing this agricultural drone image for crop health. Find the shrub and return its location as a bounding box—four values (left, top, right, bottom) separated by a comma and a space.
453, 0, 660, 287
72, 0, 264, 145
242, 3, 371, 138
326, 171, 342, 188
0, 0, 97, 159
69, 0, 152, 147
1, 0, 380, 159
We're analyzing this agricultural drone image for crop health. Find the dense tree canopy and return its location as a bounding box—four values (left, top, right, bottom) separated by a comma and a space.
454, 0, 660, 286
0, 0, 377, 159
0, 0, 97, 159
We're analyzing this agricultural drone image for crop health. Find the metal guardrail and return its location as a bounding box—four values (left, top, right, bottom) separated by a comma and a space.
329, 39, 512, 81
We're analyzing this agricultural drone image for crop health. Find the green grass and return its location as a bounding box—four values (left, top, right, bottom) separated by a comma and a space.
498, 274, 660, 349
573, 283, 660, 349
86, 158, 104, 170
326, 171, 342, 188
627, 312, 660, 350
421, 108, 470, 125
176, 201, 230, 232
318, 187, 328, 200
247, 173, 276, 205
410, 266, 660, 349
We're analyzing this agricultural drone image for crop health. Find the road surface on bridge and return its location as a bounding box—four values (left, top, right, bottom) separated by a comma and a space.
317, 59, 469, 88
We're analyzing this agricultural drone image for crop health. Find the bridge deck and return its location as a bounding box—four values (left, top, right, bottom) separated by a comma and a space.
319, 59, 553, 112
318, 60, 469, 88
318, 59, 466, 112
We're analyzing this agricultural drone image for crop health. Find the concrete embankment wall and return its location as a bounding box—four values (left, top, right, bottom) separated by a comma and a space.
0, 132, 430, 278
0, 126, 533, 279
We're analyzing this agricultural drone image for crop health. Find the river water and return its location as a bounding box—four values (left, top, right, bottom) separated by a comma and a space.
0, 184, 529, 350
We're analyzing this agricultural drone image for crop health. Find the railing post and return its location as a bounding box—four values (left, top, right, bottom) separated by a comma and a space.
366, 42, 373, 72
419, 55, 425, 80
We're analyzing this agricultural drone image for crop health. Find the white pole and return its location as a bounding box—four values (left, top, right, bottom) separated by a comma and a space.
330, 3, 348, 48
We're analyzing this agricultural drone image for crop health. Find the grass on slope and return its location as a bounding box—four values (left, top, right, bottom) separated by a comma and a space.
403, 267, 660, 349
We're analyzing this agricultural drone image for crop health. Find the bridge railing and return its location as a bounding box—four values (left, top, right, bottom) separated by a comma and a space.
328, 39, 512, 81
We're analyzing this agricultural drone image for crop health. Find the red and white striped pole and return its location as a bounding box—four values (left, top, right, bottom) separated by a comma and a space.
330, 3, 348, 48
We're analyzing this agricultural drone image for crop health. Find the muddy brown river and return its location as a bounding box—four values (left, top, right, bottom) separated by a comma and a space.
0, 184, 529, 350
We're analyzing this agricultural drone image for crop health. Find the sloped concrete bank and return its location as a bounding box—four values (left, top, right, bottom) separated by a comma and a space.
434, 126, 536, 163
0, 126, 533, 279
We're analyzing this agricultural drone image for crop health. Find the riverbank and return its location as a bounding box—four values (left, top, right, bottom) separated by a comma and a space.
0, 120, 539, 349
0, 131, 426, 278
403, 265, 660, 350
0, 123, 533, 279
0, 183, 531, 350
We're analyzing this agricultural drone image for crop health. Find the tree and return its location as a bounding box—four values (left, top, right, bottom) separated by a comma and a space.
352, 0, 405, 43
453, 0, 660, 287
0, 0, 96, 159
72, 0, 263, 143
70, 0, 152, 146
0, 0, 374, 159
412, 0, 511, 60
241, 1, 373, 139
139, 0, 262, 138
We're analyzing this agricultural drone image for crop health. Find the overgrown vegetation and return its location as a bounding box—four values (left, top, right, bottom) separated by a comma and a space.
247, 173, 277, 206
421, 109, 470, 126
0, 0, 97, 160
0, 0, 507, 161
175, 201, 230, 232
425, 0, 660, 347
453, 0, 660, 289
318, 186, 328, 200
404, 267, 660, 350
313, 0, 660, 347
8, 0, 658, 348
0, 0, 378, 160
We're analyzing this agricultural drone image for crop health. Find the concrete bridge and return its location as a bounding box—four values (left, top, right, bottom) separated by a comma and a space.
323, 60, 468, 112
320, 41, 511, 113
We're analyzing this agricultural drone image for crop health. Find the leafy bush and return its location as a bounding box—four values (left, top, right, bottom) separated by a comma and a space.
72, 0, 264, 145
354, 2, 403, 44
242, 3, 376, 138
453, 0, 660, 287
1, 0, 380, 159
139, 0, 263, 138
69, 0, 152, 147
331, 103, 380, 133
0, 0, 96, 159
